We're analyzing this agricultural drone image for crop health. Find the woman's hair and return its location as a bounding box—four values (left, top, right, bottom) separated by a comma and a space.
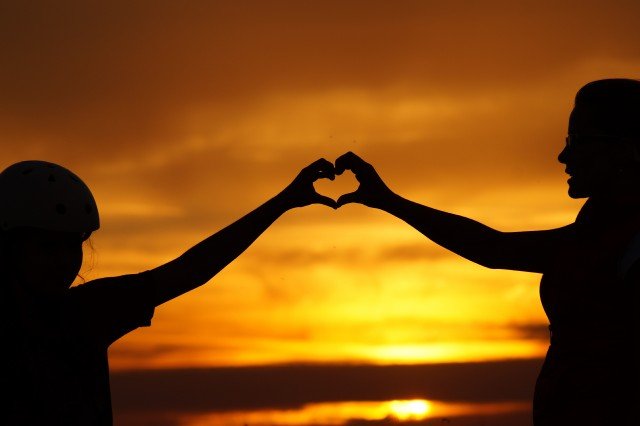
575, 78, 640, 139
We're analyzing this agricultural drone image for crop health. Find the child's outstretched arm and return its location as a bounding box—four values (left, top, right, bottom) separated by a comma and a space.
149, 158, 336, 306
334, 151, 570, 274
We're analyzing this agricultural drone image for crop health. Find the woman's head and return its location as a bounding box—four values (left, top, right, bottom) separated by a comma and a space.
0, 160, 99, 295
558, 78, 640, 199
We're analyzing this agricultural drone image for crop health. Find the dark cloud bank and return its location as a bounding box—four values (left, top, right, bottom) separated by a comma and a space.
111, 358, 542, 413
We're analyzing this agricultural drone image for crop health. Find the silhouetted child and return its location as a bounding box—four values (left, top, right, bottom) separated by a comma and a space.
334, 79, 640, 425
0, 158, 336, 425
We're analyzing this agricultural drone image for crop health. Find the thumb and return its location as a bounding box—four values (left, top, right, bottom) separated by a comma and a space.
336, 191, 362, 208
313, 193, 338, 209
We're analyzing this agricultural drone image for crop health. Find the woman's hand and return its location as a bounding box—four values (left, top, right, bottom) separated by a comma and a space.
277, 158, 338, 209
334, 151, 396, 209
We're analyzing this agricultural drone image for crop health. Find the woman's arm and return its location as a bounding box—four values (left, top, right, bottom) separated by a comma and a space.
149, 159, 336, 306
334, 151, 569, 273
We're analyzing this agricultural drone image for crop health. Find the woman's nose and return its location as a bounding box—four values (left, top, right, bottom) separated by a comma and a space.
558, 145, 568, 164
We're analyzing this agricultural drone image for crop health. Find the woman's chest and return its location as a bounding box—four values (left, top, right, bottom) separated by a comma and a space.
540, 228, 632, 323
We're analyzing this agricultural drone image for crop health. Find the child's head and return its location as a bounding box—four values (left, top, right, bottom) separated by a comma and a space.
0, 161, 99, 295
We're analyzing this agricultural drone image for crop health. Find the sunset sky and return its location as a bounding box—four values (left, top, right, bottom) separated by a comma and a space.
2, 1, 639, 424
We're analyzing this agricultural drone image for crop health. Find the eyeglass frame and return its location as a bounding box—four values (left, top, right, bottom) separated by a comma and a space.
564, 133, 627, 148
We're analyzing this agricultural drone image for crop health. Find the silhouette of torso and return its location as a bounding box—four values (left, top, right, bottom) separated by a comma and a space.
2, 272, 155, 426
534, 198, 639, 425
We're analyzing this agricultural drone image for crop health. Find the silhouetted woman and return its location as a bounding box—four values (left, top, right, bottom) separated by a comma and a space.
0, 158, 336, 425
334, 79, 640, 425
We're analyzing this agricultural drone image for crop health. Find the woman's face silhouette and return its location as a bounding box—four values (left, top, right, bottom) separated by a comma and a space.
558, 105, 630, 199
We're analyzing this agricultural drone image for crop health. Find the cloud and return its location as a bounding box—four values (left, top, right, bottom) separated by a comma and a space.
241, 243, 453, 269
110, 359, 543, 413
344, 411, 532, 426
511, 323, 550, 341
2, 0, 635, 232
1, 0, 639, 165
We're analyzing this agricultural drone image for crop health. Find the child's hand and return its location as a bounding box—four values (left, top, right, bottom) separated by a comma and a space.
278, 159, 337, 209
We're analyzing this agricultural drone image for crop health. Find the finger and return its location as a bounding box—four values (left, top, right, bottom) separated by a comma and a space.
316, 169, 335, 181
306, 158, 336, 181
335, 151, 367, 175
312, 193, 338, 209
334, 152, 358, 175
336, 191, 362, 207
335, 151, 364, 175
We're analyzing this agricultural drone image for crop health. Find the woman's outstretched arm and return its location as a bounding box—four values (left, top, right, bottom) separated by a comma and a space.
149, 159, 337, 306
334, 151, 570, 273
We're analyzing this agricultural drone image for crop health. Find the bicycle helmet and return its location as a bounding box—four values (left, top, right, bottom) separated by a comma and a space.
0, 160, 100, 233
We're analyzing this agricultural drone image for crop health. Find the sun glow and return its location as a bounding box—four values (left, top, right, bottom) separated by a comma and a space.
388, 399, 431, 421
174, 399, 533, 425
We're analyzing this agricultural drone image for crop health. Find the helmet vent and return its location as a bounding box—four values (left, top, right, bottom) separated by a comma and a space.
56, 203, 67, 214
48, 174, 56, 182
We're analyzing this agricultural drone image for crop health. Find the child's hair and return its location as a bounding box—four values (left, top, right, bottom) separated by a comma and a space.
76, 236, 96, 284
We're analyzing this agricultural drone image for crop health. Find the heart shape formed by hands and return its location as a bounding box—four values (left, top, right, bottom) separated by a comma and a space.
313, 168, 360, 204
291, 152, 386, 209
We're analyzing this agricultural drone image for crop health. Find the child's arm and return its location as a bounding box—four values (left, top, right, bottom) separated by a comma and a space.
149, 159, 336, 306
334, 151, 570, 273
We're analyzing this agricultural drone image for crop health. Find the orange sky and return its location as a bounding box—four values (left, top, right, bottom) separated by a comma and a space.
1, 1, 639, 371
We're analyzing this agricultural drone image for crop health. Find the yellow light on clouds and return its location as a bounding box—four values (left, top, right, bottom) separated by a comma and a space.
173, 399, 531, 425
